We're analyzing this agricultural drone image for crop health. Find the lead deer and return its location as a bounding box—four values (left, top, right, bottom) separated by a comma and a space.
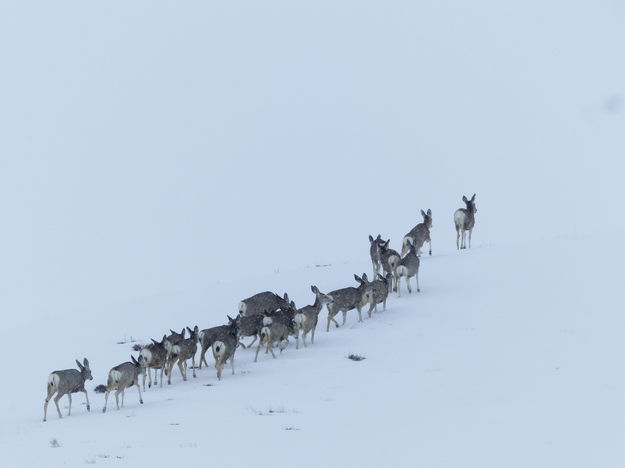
43, 358, 93, 422
454, 194, 477, 249
402, 209, 432, 256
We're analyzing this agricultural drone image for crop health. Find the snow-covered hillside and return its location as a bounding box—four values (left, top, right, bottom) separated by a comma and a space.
0, 1, 624, 467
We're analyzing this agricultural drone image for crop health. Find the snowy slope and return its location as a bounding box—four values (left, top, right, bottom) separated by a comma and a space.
1, 0, 625, 467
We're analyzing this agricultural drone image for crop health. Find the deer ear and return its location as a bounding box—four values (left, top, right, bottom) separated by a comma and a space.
471, 193, 476, 201
131, 355, 138, 365
462, 195, 468, 203
290, 300, 295, 308
76, 360, 84, 370
311, 285, 316, 293
354, 274, 361, 282
151, 338, 159, 345
83, 358, 89, 368
376, 234, 381, 240
362, 273, 368, 282
161, 335, 167, 343
421, 209, 426, 217
227, 315, 234, 322
170, 329, 176, 334
369, 235, 374, 242
194, 325, 198, 333
283, 293, 289, 301
427, 209, 431, 216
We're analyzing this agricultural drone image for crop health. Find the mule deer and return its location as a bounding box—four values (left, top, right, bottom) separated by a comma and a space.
139, 335, 168, 390
364, 272, 393, 317
368, 234, 385, 278
379, 240, 401, 291
402, 209, 432, 256
164, 328, 186, 385
254, 311, 293, 362
43, 358, 93, 422
326, 274, 370, 331
212, 317, 240, 380
199, 316, 239, 369
395, 240, 421, 296
102, 356, 145, 413
237, 314, 264, 348
238, 291, 291, 317
165, 326, 199, 383
454, 194, 477, 249
293, 285, 334, 348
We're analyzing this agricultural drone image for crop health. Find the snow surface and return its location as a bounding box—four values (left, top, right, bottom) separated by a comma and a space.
1, 0, 624, 467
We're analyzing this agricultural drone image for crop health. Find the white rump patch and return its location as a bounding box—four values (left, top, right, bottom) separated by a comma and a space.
48, 373, 60, 388
239, 302, 247, 315
140, 348, 153, 363
110, 370, 122, 385
396, 266, 408, 277
198, 330, 205, 343
294, 313, 305, 326
260, 326, 271, 340
262, 316, 273, 326
213, 341, 225, 358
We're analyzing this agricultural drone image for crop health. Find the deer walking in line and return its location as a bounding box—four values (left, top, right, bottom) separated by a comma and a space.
454, 194, 477, 249
102, 356, 145, 413
43, 358, 93, 422
139, 335, 168, 390
368, 234, 385, 278
293, 285, 334, 348
212, 316, 241, 380
395, 239, 421, 296
326, 274, 370, 331
254, 312, 294, 362
363, 272, 393, 317
402, 209, 432, 256
238, 291, 291, 317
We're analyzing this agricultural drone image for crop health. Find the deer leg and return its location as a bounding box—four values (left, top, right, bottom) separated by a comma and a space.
269, 341, 277, 359
83, 389, 90, 412
43, 390, 55, 422
114, 389, 120, 410
456, 228, 460, 249
192, 355, 197, 378
136, 383, 143, 404
199, 347, 205, 369
357, 305, 363, 323
416, 270, 421, 292
383, 297, 387, 311
54, 394, 63, 419
247, 335, 258, 348
429, 239, 432, 256
341, 310, 347, 326
67, 393, 72, 416
231, 356, 235, 375
102, 390, 110, 413
159, 365, 164, 387
469, 228, 473, 248
254, 340, 263, 362
396, 275, 401, 297
178, 359, 186, 381
407, 275, 412, 294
